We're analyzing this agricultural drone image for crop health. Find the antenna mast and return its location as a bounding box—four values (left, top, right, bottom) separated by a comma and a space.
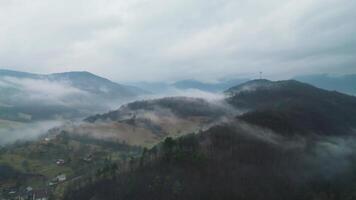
259, 71, 263, 79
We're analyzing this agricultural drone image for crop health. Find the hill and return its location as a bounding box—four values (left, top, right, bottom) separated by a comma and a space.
63, 119, 356, 200
226, 79, 356, 135
79, 97, 235, 147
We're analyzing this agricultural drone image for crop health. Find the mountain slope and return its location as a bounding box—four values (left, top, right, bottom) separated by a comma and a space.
226, 79, 356, 135
77, 97, 235, 146
63, 119, 356, 200
86, 97, 230, 122
48, 71, 143, 98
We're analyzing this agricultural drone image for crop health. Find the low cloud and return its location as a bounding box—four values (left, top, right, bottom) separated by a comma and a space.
0, 76, 89, 106
0, 120, 64, 146
223, 121, 356, 184
139, 88, 225, 102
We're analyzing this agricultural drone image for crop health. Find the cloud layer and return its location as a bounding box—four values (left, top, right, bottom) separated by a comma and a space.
0, 120, 63, 145
0, 77, 88, 106
0, 0, 355, 81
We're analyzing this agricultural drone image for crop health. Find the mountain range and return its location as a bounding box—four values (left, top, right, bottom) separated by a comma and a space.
295, 74, 356, 95
3, 70, 356, 199
129, 78, 249, 94
0, 69, 147, 121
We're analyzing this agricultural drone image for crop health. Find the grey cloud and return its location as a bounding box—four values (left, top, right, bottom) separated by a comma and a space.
0, 0, 355, 82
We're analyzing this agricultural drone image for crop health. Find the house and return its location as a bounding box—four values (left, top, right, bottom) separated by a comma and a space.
41, 137, 52, 145
55, 159, 65, 166
83, 154, 93, 162
32, 189, 49, 200
25, 187, 33, 193
56, 174, 66, 182
48, 181, 56, 186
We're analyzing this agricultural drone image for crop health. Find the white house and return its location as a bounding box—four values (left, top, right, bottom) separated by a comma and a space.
56, 174, 66, 182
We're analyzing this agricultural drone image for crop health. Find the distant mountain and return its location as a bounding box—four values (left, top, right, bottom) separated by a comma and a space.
0, 69, 40, 78
128, 78, 249, 94
0, 69, 147, 121
0, 69, 146, 98
172, 78, 249, 92
128, 81, 171, 94
295, 74, 356, 95
226, 79, 356, 135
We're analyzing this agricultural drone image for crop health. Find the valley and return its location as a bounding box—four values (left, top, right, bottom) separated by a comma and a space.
1, 1, 355, 199
1, 76, 356, 199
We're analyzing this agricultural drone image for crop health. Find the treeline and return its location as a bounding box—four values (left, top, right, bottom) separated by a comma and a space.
62, 122, 356, 200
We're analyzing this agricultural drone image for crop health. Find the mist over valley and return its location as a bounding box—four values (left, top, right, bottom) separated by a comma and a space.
1, 0, 356, 199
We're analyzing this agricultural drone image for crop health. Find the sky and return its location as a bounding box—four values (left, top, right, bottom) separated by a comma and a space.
0, 0, 355, 82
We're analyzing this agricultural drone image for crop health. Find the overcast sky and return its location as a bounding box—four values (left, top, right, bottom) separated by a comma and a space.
0, 0, 355, 82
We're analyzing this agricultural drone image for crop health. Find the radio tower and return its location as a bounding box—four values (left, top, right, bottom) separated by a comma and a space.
259, 71, 263, 80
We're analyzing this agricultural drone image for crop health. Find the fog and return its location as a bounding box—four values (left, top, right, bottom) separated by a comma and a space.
0, 76, 89, 107
228, 120, 356, 183
0, 79, 236, 145
0, 75, 144, 122
0, 120, 64, 146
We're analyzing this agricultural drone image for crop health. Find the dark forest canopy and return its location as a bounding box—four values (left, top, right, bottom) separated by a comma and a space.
63, 80, 356, 200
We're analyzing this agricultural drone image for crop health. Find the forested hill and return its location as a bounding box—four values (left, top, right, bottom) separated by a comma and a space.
63, 119, 356, 200
85, 97, 232, 123
227, 79, 356, 135
62, 79, 356, 200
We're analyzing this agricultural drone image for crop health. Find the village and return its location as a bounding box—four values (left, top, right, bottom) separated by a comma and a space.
0, 132, 137, 200
1, 152, 94, 200
0, 159, 68, 200
1, 153, 98, 200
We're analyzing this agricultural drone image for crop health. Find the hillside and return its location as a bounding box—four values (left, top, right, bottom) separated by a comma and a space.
86, 97, 231, 122
79, 97, 235, 146
0, 130, 142, 199
226, 79, 356, 135
60, 80, 356, 200
63, 119, 356, 200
